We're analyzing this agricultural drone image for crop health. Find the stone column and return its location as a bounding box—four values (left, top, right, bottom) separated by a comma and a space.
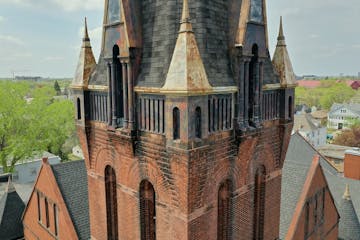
111, 62, 117, 128
243, 58, 250, 128
127, 60, 134, 130
121, 60, 128, 128
107, 62, 112, 126
238, 59, 245, 130
253, 61, 261, 127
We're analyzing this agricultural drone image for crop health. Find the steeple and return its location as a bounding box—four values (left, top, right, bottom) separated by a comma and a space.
272, 17, 297, 87
72, 17, 96, 88
338, 185, 360, 239
161, 0, 212, 94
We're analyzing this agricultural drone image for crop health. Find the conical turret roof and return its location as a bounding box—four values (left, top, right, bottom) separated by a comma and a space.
161, 0, 212, 95
72, 17, 96, 88
272, 17, 297, 88
338, 185, 360, 240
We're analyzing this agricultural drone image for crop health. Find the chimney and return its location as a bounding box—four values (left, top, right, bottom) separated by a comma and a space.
344, 148, 360, 180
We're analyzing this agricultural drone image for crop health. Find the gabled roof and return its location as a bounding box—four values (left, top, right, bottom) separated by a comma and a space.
0, 178, 25, 240
281, 132, 360, 238
51, 160, 90, 240
338, 185, 360, 240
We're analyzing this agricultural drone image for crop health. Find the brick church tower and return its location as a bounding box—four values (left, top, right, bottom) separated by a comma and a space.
71, 0, 295, 239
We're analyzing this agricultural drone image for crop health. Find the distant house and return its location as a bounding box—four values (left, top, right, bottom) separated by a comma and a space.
328, 103, 360, 130
317, 144, 354, 173
23, 159, 90, 240
293, 113, 327, 147
281, 133, 360, 240
0, 152, 61, 184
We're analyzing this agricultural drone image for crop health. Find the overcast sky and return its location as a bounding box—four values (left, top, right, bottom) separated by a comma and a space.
0, 0, 359, 78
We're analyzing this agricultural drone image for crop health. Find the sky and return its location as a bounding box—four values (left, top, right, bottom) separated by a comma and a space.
0, 0, 360, 78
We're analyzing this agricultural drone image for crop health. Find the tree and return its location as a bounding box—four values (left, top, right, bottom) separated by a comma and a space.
334, 123, 360, 147
54, 80, 61, 95
0, 81, 75, 172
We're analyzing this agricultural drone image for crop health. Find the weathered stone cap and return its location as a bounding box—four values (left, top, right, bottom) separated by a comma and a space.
272, 17, 297, 88
71, 17, 96, 89
161, 0, 212, 95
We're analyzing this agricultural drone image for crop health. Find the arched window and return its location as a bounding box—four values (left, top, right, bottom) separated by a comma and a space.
288, 96, 293, 120
105, 166, 118, 240
195, 107, 202, 138
140, 180, 156, 240
218, 180, 232, 240
77, 98, 81, 120
112, 45, 124, 121
173, 107, 180, 140
249, 44, 259, 125
53, 204, 58, 236
253, 166, 266, 240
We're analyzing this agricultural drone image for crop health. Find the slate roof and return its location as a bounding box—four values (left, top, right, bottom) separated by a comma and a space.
280, 133, 360, 239
338, 186, 360, 240
0, 179, 25, 240
51, 160, 90, 240
293, 113, 320, 132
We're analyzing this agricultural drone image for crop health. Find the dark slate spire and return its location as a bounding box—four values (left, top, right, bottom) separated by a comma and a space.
72, 17, 96, 88
338, 185, 360, 240
161, 0, 212, 94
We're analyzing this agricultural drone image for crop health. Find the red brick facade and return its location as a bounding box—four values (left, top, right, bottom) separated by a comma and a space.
23, 160, 78, 240
344, 151, 360, 180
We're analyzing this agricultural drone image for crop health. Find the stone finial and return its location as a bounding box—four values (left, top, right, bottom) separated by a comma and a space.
343, 184, 351, 200
42, 157, 49, 164
71, 17, 97, 88
6, 176, 15, 193
161, 0, 212, 94
272, 16, 297, 88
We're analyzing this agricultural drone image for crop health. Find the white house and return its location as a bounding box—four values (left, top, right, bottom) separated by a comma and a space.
328, 103, 360, 130
293, 113, 327, 147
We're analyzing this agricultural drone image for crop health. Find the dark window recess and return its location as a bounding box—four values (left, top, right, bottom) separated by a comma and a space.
218, 180, 232, 240
288, 96, 293, 120
54, 204, 58, 236
253, 167, 266, 240
173, 107, 180, 140
112, 45, 124, 123
105, 166, 118, 240
195, 107, 202, 138
305, 202, 310, 238
37, 191, 41, 222
45, 198, 50, 228
248, 44, 258, 126
77, 98, 81, 120
140, 180, 156, 240
262, 91, 280, 121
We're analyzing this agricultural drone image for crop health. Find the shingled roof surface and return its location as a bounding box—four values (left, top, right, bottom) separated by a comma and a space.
338, 191, 360, 240
0, 182, 25, 240
280, 133, 360, 239
51, 160, 90, 240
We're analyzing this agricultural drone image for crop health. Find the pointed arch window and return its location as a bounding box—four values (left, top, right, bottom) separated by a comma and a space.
248, 44, 259, 126
195, 107, 202, 138
112, 45, 124, 123
173, 107, 180, 140
218, 180, 232, 240
105, 166, 118, 240
77, 98, 81, 120
140, 180, 156, 240
253, 166, 266, 240
45, 198, 50, 228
